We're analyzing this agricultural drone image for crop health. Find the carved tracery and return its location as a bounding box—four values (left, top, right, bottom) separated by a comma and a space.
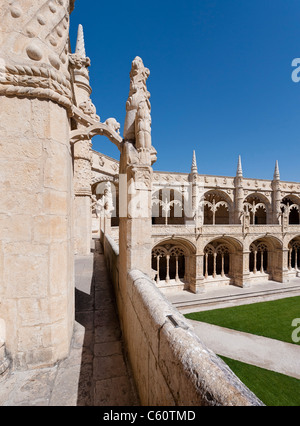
152, 244, 186, 284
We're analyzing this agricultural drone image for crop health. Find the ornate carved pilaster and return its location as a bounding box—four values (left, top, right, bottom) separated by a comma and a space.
0, 0, 75, 111
272, 161, 281, 224
122, 56, 157, 169
234, 156, 244, 224
73, 139, 92, 196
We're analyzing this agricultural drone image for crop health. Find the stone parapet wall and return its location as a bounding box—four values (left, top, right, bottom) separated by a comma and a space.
102, 234, 263, 406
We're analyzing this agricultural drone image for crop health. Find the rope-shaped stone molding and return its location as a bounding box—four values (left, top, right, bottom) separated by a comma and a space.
0, 63, 73, 110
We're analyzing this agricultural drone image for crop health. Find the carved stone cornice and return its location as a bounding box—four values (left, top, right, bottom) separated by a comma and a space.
0, 0, 74, 111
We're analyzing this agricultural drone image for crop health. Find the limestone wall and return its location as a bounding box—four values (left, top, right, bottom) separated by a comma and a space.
0, 97, 74, 370
102, 234, 263, 406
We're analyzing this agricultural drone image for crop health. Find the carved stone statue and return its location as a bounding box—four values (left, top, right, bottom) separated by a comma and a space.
79, 99, 100, 122
103, 182, 114, 216
123, 56, 151, 142
122, 56, 156, 169
91, 195, 103, 218
135, 100, 152, 150
105, 118, 121, 135
241, 205, 250, 233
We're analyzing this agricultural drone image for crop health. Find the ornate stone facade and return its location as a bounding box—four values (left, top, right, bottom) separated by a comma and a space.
94, 151, 300, 294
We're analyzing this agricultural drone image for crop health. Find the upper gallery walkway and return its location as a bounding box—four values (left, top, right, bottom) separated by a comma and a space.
0, 242, 139, 406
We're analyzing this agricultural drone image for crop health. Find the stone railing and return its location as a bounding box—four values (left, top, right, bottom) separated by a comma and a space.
102, 234, 263, 406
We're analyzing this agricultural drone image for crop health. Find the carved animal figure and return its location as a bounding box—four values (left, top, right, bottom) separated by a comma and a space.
105, 118, 121, 135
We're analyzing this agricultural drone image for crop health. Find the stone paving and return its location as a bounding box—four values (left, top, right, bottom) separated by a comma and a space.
0, 243, 139, 406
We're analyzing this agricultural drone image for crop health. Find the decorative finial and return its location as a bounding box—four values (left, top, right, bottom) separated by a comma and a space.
236, 155, 243, 177
75, 24, 86, 58
274, 160, 280, 181
191, 150, 198, 174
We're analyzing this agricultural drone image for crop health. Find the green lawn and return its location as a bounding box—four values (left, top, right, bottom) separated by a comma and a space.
219, 356, 300, 406
185, 296, 300, 344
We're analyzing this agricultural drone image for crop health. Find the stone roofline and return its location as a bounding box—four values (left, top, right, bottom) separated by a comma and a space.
92, 150, 300, 192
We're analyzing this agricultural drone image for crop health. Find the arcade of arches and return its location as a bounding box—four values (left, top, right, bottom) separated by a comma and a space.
91, 160, 300, 294
151, 235, 300, 292
91, 182, 300, 228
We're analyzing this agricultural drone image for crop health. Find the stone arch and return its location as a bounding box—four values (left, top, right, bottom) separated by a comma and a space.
287, 236, 300, 276
244, 193, 271, 224
248, 234, 283, 251
151, 238, 196, 290
202, 190, 233, 225
281, 196, 300, 225
91, 179, 119, 228
152, 187, 184, 225
203, 236, 243, 287
248, 236, 283, 282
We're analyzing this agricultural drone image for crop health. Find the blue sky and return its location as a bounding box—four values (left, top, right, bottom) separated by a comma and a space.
70, 0, 300, 182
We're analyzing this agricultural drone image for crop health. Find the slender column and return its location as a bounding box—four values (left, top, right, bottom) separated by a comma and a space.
221, 254, 225, 277
295, 249, 298, 271
175, 256, 180, 282
165, 201, 169, 225
252, 203, 256, 225
260, 251, 264, 273
166, 255, 170, 283
213, 252, 217, 278
289, 248, 293, 270
205, 253, 209, 279
253, 251, 257, 274
156, 256, 160, 284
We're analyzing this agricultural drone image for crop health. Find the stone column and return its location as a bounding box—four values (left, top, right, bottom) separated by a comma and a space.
241, 251, 251, 288
71, 25, 96, 255
190, 253, 205, 294
0, 0, 75, 370
73, 139, 93, 254
119, 164, 153, 276
281, 248, 290, 283
118, 57, 157, 279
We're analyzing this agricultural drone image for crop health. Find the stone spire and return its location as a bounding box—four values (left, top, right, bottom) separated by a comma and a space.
191, 150, 198, 174
70, 23, 92, 103
236, 155, 243, 177
75, 24, 86, 58
273, 160, 280, 181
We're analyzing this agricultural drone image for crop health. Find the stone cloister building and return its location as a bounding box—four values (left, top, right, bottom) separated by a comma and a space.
93, 147, 300, 295
0, 0, 294, 406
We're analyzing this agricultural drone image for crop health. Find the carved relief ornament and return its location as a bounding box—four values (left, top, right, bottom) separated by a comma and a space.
0, 0, 75, 111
